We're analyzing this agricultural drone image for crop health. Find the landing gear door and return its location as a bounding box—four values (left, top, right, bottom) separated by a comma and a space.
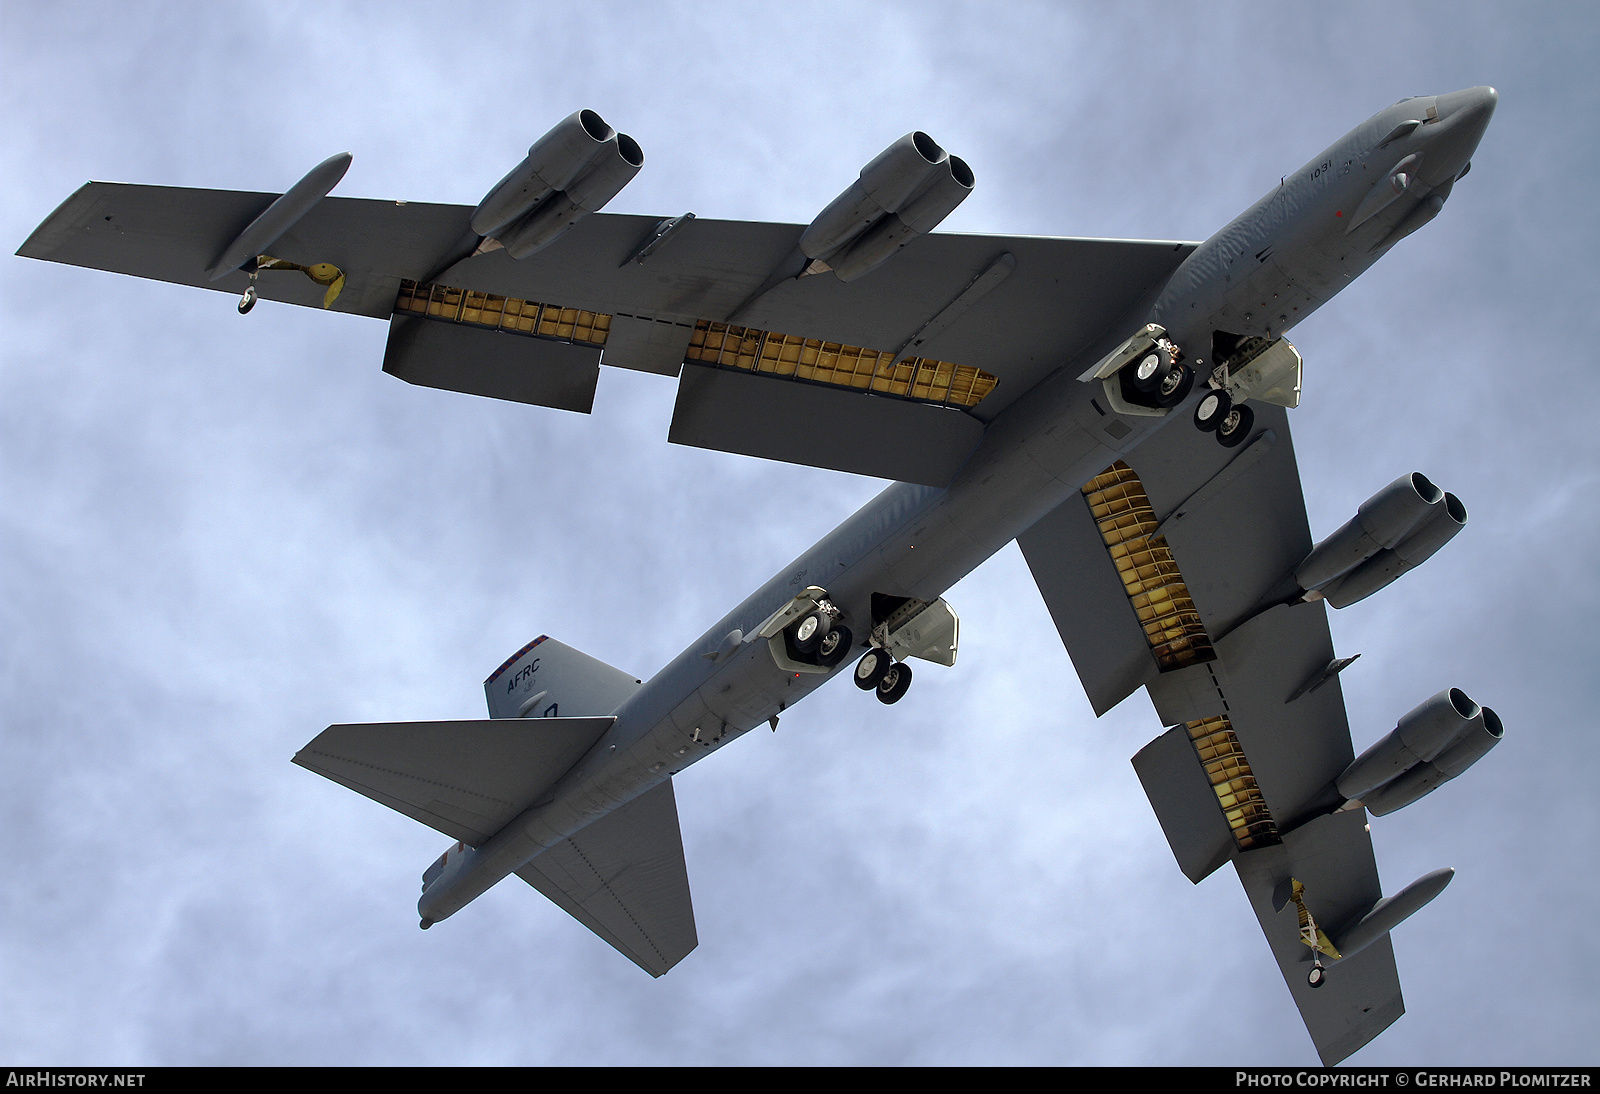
885, 598, 959, 667
1225, 337, 1303, 409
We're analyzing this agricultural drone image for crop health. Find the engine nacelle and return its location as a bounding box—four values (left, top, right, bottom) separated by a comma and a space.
500, 134, 645, 260
1336, 688, 1482, 801
470, 109, 644, 254
1362, 706, 1502, 816
799, 131, 974, 281
1320, 492, 1467, 608
1295, 472, 1444, 593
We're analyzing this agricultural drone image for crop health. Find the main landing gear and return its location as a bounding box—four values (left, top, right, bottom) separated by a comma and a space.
1192, 388, 1254, 447
786, 608, 853, 669
1119, 341, 1195, 411
853, 647, 913, 704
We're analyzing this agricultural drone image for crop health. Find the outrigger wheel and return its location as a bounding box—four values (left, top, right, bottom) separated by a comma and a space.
1307, 964, 1327, 989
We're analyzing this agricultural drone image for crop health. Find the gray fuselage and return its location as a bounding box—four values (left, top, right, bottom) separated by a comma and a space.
418, 87, 1496, 925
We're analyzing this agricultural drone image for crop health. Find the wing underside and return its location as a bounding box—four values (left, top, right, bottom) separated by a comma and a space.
20, 181, 1196, 482
1019, 405, 1404, 1063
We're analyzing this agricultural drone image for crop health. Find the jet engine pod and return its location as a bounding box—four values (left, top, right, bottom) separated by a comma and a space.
1336, 687, 1481, 802
1321, 492, 1467, 608
499, 132, 645, 260
1363, 706, 1503, 816
830, 156, 974, 282
470, 109, 644, 249
1295, 472, 1445, 593
799, 131, 974, 281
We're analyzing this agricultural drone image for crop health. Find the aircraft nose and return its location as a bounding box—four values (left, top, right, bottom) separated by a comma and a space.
1418, 86, 1497, 185
1436, 85, 1498, 127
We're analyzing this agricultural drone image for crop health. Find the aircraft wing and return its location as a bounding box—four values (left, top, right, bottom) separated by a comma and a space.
1018, 403, 1405, 1064
516, 778, 697, 978
19, 181, 1195, 483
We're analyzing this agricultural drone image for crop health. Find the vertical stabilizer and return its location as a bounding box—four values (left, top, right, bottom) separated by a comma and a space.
484, 635, 642, 719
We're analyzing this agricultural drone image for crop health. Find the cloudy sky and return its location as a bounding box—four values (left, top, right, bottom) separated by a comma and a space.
3, 0, 1596, 1067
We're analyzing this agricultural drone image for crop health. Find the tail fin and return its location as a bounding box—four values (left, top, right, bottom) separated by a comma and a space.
485, 635, 642, 719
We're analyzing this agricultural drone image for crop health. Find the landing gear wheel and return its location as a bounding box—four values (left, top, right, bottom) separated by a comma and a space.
238, 284, 258, 314
792, 610, 829, 654
1153, 363, 1195, 408
876, 660, 913, 705
817, 625, 853, 668
1193, 388, 1231, 432
1215, 402, 1255, 448
1307, 965, 1326, 989
854, 648, 891, 690
1130, 347, 1174, 393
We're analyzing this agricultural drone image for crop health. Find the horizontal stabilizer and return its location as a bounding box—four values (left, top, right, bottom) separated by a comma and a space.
669, 363, 984, 486
294, 716, 613, 845
518, 778, 697, 977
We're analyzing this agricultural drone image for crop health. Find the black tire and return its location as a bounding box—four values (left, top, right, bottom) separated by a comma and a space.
854, 648, 890, 690
1130, 347, 1173, 393
792, 610, 829, 654
238, 285, 258, 314
1216, 402, 1255, 448
1154, 363, 1195, 408
876, 660, 913, 705
817, 626, 853, 668
1193, 388, 1230, 432
1308, 965, 1326, 989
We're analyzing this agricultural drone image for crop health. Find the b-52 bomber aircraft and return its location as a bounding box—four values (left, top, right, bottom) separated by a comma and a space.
19, 86, 1502, 1064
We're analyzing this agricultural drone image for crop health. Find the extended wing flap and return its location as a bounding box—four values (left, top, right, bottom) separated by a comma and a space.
293, 716, 613, 845
1131, 724, 1236, 883
1017, 489, 1157, 716
382, 315, 601, 412
668, 364, 984, 486
516, 778, 697, 977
